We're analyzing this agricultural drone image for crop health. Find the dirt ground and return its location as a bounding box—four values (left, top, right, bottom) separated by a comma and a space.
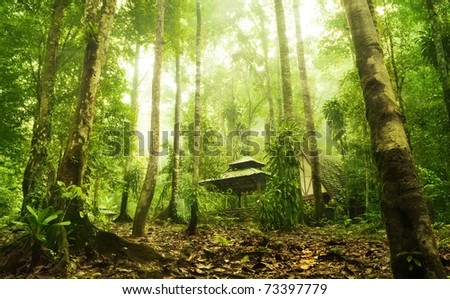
1, 222, 450, 278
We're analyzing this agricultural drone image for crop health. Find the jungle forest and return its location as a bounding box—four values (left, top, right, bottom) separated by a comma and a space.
0, 0, 450, 279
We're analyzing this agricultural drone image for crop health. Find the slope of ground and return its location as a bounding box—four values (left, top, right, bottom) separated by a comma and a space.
1, 222, 450, 278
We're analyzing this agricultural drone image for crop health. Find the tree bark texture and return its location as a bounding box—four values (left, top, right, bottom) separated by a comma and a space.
293, 0, 324, 221
426, 0, 450, 124
188, 0, 202, 235
274, 0, 293, 121
192, 0, 202, 186
55, 0, 116, 225
132, 0, 165, 236
22, 0, 67, 214
382, 0, 411, 147
169, 54, 182, 222
343, 0, 446, 278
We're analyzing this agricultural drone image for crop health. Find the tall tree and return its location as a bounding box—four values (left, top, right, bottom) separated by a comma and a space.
54, 0, 116, 221
252, 0, 275, 142
425, 0, 450, 123
169, 54, 182, 222
115, 39, 141, 223
343, 0, 446, 278
293, 0, 324, 221
22, 0, 68, 214
132, 0, 166, 237
274, 0, 294, 121
187, 0, 202, 235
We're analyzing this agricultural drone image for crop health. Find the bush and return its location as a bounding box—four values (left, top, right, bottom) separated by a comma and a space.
259, 129, 304, 230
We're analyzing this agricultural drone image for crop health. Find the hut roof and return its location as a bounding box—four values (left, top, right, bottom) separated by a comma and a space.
228, 156, 265, 170
200, 156, 269, 194
200, 168, 270, 194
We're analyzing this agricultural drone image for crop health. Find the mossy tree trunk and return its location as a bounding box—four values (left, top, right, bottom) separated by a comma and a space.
22, 0, 67, 214
274, 0, 293, 121
293, 0, 324, 222
187, 0, 202, 235
169, 54, 182, 222
343, 0, 446, 278
132, 0, 166, 237
54, 0, 116, 232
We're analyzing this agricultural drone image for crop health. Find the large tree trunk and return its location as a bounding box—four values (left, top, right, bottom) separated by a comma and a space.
187, 0, 202, 235
54, 0, 116, 226
343, 0, 446, 278
169, 54, 182, 222
274, 0, 293, 121
115, 40, 141, 223
132, 0, 166, 237
293, 0, 324, 222
426, 0, 450, 124
381, 0, 411, 147
22, 0, 67, 214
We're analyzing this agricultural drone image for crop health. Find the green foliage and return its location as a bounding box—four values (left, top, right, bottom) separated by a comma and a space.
418, 167, 450, 223
214, 234, 231, 246
259, 128, 304, 230
13, 205, 70, 249
417, 27, 450, 70
396, 250, 423, 272
0, 156, 23, 217
57, 181, 84, 201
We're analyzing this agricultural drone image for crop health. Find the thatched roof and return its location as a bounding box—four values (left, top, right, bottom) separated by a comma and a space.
199, 157, 269, 195
228, 156, 265, 170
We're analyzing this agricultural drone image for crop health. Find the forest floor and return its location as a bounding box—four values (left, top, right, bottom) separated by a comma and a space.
1, 221, 450, 278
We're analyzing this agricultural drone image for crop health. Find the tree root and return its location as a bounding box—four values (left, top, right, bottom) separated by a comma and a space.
114, 214, 133, 223
1, 220, 169, 277
94, 230, 168, 263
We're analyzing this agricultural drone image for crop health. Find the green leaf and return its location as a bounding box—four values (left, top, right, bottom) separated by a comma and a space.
38, 207, 52, 223
241, 255, 250, 263
57, 181, 66, 187
36, 233, 47, 243
409, 264, 414, 271
52, 221, 71, 227
413, 258, 422, 267
11, 221, 27, 227
42, 213, 59, 225
407, 255, 413, 263
26, 205, 39, 220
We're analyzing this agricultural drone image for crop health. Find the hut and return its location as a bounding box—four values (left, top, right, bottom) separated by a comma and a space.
199, 156, 270, 208
201, 155, 343, 220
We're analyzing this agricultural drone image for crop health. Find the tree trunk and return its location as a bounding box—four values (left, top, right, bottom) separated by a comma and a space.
169, 54, 182, 222
274, 0, 294, 121
382, 0, 411, 147
115, 40, 141, 223
253, 0, 275, 143
343, 0, 446, 278
293, 0, 324, 222
188, 0, 202, 235
22, 0, 67, 214
276, 43, 283, 123
132, 0, 166, 237
426, 0, 450, 124
54, 0, 116, 224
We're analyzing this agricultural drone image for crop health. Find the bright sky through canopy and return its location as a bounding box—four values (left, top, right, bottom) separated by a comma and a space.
122, 0, 329, 148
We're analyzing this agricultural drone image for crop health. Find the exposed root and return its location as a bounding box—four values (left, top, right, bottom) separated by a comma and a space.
94, 230, 167, 263
114, 214, 133, 223
1, 220, 168, 277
